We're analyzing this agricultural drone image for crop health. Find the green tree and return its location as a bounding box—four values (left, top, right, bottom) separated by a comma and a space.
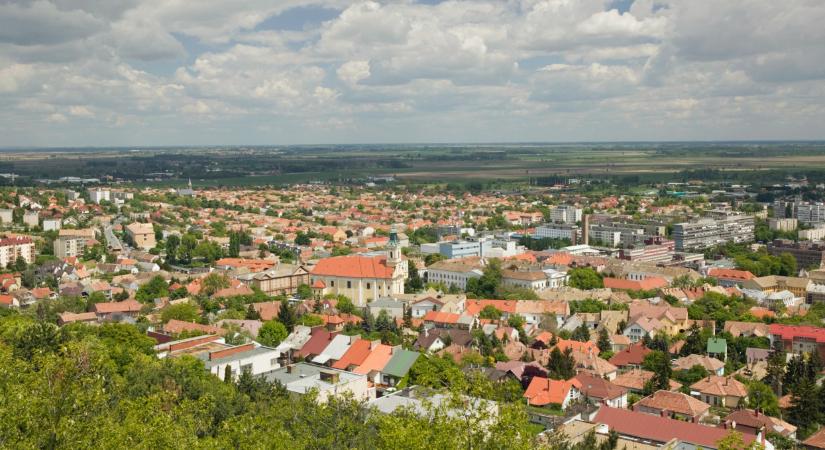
547, 347, 576, 380
597, 328, 611, 354
13, 256, 27, 272
571, 323, 591, 342
642, 351, 672, 394
278, 302, 296, 332
161, 302, 200, 324
201, 273, 230, 297
296, 284, 313, 299
745, 380, 780, 416
257, 321, 288, 347
165, 234, 180, 263
135, 275, 169, 303
478, 305, 503, 320
567, 267, 603, 290
405, 260, 424, 292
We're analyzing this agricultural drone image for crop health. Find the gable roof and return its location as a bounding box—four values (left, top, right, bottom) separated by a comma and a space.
603, 277, 669, 291
593, 406, 755, 448
708, 268, 756, 281
523, 377, 581, 406
690, 375, 748, 398
608, 343, 651, 367
574, 372, 626, 400
332, 339, 373, 370
635, 390, 711, 418
382, 349, 420, 378
353, 344, 394, 374
311, 255, 395, 279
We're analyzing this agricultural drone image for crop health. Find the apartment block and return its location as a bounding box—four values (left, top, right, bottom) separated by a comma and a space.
673, 213, 754, 251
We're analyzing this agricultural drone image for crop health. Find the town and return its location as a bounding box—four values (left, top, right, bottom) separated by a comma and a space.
1, 174, 825, 449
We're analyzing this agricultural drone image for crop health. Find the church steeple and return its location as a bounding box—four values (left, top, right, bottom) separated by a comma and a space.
387, 225, 400, 267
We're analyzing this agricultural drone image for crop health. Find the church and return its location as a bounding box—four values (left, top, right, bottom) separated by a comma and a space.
310, 228, 407, 306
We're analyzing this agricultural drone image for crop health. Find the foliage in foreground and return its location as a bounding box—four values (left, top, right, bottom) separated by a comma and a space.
0, 313, 550, 449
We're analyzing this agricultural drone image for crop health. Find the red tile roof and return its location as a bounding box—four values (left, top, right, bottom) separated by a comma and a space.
608, 343, 651, 367
593, 407, 755, 448
523, 377, 581, 406
708, 268, 756, 281
332, 339, 372, 370
353, 344, 393, 374
603, 276, 669, 291
769, 323, 825, 344
423, 310, 460, 324
311, 255, 395, 279
92, 299, 143, 314
296, 327, 337, 358
252, 301, 281, 321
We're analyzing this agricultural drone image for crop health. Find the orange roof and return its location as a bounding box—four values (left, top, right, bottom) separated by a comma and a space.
465, 299, 518, 315
311, 279, 326, 289
554, 338, 598, 354
524, 377, 581, 406
332, 339, 372, 369
749, 306, 776, 319
603, 277, 668, 291
311, 255, 395, 279
422, 310, 460, 324
545, 252, 574, 265
708, 268, 756, 281
164, 319, 225, 336
353, 344, 394, 374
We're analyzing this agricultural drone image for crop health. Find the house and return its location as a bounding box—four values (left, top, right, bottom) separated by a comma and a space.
156, 335, 281, 382
724, 409, 796, 440
602, 276, 669, 292
368, 297, 407, 319
803, 427, 825, 450
742, 275, 811, 297
574, 372, 627, 408
426, 259, 483, 291
92, 299, 143, 322
707, 337, 728, 361
353, 344, 395, 385
414, 328, 472, 353
262, 363, 374, 403
381, 349, 420, 387
295, 327, 338, 360
311, 334, 359, 366
571, 350, 618, 380
622, 316, 664, 343
690, 375, 748, 407
634, 390, 711, 422
57, 311, 98, 325
164, 319, 226, 336
332, 339, 374, 371
238, 264, 310, 296
608, 343, 651, 370
592, 407, 760, 449
523, 377, 582, 409
627, 302, 691, 335
612, 369, 682, 394
125, 222, 156, 250
724, 321, 770, 338
369, 388, 498, 425
251, 301, 281, 321
310, 254, 407, 306
708, 268, 756, 287
769, 323, 825, 360
673, 354, 725, 376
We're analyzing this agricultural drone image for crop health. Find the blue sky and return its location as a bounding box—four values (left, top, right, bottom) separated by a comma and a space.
1, 0, 824, 146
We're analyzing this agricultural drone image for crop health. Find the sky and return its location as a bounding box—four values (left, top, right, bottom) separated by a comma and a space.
1, 0, 825, 147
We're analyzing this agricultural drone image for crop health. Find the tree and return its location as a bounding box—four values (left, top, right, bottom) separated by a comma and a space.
245, 304, 261, 320
764, 340, 786, 397
597, 328, 611, 354
294, 232, 311, 246
466, 259, 503, 298
716, 430, 763, 450
161, 302, 200, 324
680, 322, 706, 356
257, 321, 288, 347
165, 234, 180, 263
13, 256, 27, 272
571, 323, 591, 342
405, 260, 424, 292
135, 275, 169, 303
746, 380, 780, 417
296, 284, 313, 299
788, 379, 821, 436
547, 347, 576, 380
567, 267, 603, 290
335, 296, 356, 315
201, 273, 230, 297
479, 305, 502, 320
278, 302, 296, 332
642, 351, 672, 394
224, 364, 233, 383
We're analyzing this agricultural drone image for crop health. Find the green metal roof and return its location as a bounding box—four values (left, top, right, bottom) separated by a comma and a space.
381, 349, 420, 378
707, 337, 727, 354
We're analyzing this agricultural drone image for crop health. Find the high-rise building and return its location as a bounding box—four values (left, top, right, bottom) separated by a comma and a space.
673, 213, 754, 251
550, 205, 582, 224
0, 236, 35, 267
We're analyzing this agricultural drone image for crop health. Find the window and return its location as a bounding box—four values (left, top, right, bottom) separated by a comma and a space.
331, 280, 335, 287
241, 363, 253, 374
347, 281, 352, 289
366, 283, 371, 289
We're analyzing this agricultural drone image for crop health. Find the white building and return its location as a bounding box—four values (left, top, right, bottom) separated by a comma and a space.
22, 211, 39, 228
551, 205, 582, 224
0, 209, 12, 225
263, 363, 374, 404
42, 218, 62, 232
534, 223, 580, 242
426, 259, 483, 291
156, 335, 282, 382
89, 189, 111, 204
310, 250, 407, 306
0, 236, 35, 267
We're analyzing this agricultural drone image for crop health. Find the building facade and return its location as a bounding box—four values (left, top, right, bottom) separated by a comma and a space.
0, 236, 35, 267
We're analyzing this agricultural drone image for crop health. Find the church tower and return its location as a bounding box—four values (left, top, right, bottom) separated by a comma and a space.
387, 225, 401, 267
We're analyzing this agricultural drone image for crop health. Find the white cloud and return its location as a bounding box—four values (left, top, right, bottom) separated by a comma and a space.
1, 0, 825, 145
